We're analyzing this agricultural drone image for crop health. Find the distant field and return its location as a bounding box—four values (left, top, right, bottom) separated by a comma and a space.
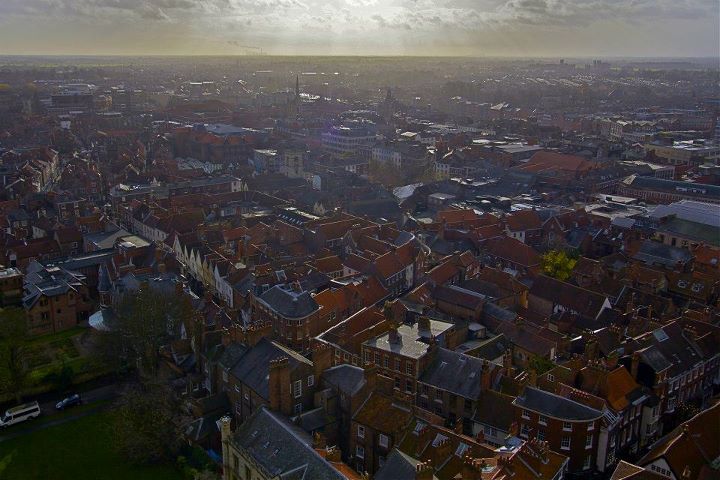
0, 411, 178, 480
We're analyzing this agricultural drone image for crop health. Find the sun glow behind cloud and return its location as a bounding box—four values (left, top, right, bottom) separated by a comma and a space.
0, 0, 717, 56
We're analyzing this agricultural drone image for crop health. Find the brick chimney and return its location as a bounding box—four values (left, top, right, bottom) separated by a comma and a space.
503, 349, 514, 376
364, 365, 378, 392
481, 361, 492, 391
242, 322, 273, 348
312, 343, 333, 380
416, 459, 434, 480
313, 431, 327, 449
389, 327, 402, 345
220, 416, 233, 480
418, 316, 431, 332
325, 445, 342, 463
269, 357, 292, 414
630, 351, 641, 379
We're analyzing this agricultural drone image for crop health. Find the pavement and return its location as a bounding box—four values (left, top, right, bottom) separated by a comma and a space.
0, 384, 121, 443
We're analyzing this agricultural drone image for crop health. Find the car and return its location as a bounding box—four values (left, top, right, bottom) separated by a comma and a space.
55, 394, 82, 411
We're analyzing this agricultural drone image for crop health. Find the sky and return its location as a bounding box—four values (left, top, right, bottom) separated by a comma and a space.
0, 0, 718, 57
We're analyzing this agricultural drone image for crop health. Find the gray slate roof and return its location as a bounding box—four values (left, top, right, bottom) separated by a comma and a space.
229, 337, 311, 401
258, 284, 320, 319
322, 364, 366, 396
419, 348, 493, 400
375, 449, 439, 480
513, 386, 603, 421
231, 407, 346, 480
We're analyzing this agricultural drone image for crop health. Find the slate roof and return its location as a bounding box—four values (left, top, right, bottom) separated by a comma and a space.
322, 364, 366, 396
375, 449, 439, 480
513, 386, 603, 421
472, 389, 516, 431
419, 348, 493, 400
530, 275, 609, 318
257, 284, 320, 319
229, 337, 311, 400
632, 240, 693, 268
231, 407, 347, 480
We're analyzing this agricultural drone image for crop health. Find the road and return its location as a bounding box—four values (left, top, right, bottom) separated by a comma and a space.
0, 384, 121, 443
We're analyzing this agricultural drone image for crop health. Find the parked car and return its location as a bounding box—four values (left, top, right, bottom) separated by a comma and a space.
0, 401, 41, 428
55, 394, 82, 411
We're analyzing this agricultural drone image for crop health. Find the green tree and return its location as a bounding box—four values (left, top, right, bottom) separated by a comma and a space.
97, 286, 192, 378
113, 383, 182, 465
540, 250, 578, 281
528, 355, 555, 375
0, 308, 30, 403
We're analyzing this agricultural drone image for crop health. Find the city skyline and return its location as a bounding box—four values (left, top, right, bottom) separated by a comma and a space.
0, 0, 718, 57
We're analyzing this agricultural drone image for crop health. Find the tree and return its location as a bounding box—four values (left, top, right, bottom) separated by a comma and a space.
540, 250, 577, 281
0, 308, 30, 403
113, 383, 182, 465
97, 286, 191, 378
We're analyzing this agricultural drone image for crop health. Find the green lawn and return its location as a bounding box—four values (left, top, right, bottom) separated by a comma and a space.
0, 411, 180, 480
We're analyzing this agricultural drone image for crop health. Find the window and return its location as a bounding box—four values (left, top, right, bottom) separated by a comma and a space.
356, 446, 364, 459
374, 353, 381, 365
394, 377, 401, 389
537, 429, 545, 441
294, 403, 303, 414
539, 415, 548, 425
357, 425, 365, 439
583, 455, 592, 470
406, 362, 414, 375
547, 373, 555, 382
383, 356, 389, 368
379, 434, 389, 448
455, 442, 470, 457
520, 424, 529, 438
405, 380, 413, 393
561, 436, 571, 450
293, 380, 302, 398
394, 358, 401, 371
563, 421, 573, 431
588, 421, 594, 431
522, 409, 531, 420
307, 375, 314, 387
586, 434, 593, 449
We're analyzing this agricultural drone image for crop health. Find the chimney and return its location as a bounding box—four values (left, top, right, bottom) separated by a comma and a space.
325, 445, 342, 463
416, 460, 434, 480
364, 365, 378, 392
268, 357, 292, 415
454, 420, 464, 435
481, 361, 492, 391
630, 351, 641, 379
312, 343, 333, 380
389, 327, 402, 345
242, 322, 272, 347
503, 349, 514, 376
312, 431, 327, 449
528, 368, 537, 387
475, 430, 485, 444
418, 316, 431, 332
220, 416, 233, 480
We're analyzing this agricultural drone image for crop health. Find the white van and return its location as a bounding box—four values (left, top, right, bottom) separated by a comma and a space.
0, 401, 41, 428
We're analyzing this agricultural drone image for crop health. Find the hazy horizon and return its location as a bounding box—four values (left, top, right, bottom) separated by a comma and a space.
1, 0, 718, 58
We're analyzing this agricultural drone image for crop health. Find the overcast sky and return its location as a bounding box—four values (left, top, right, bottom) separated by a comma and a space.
0, 0, 717, 57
